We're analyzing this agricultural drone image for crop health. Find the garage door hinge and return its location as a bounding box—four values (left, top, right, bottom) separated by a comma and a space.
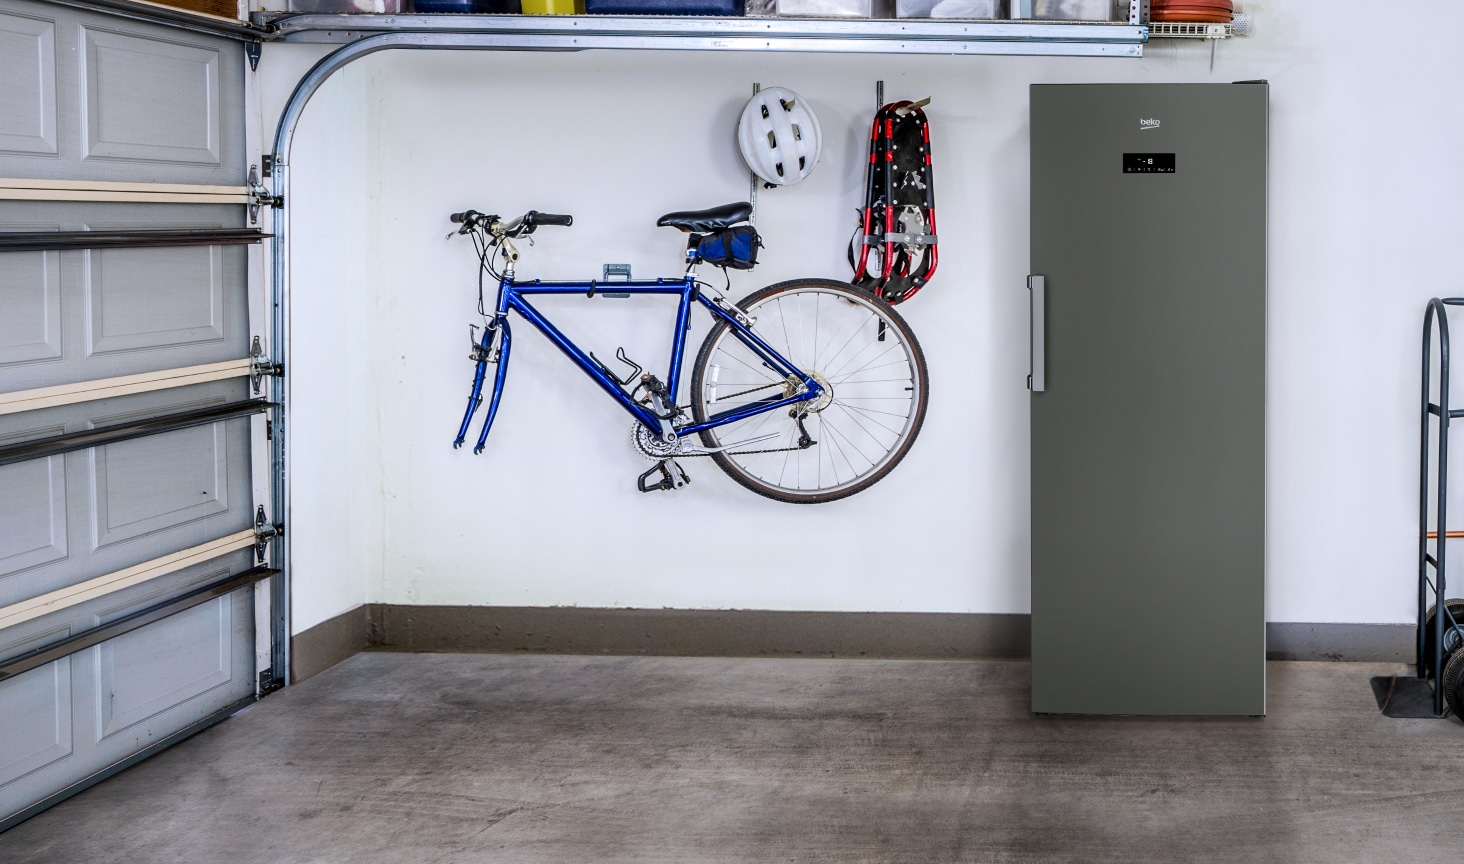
247, 164, 284, 224
254, 505, 283, 563
250, 336, 283, 394
246, 40, 263, 72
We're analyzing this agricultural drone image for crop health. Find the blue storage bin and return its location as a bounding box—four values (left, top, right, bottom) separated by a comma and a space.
584, 0, 743, 14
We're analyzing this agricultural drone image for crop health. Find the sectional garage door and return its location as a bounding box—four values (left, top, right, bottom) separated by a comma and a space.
0, 0, 272, 829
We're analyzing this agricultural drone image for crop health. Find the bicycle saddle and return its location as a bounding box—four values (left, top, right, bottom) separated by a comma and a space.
656, 202, 753, 233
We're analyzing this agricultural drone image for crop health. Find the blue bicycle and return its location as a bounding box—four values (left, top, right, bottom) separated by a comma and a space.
450, 202, 928, 504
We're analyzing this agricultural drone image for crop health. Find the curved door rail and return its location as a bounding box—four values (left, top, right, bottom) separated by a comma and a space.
0, 399, 272, 468
0, 228, 270, 253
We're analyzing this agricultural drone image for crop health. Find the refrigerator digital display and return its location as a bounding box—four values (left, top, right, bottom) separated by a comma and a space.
1124, 153, 1175, 173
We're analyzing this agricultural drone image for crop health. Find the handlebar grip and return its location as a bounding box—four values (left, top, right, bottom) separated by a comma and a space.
450, 210, 480, 225
527, 211, 572, 228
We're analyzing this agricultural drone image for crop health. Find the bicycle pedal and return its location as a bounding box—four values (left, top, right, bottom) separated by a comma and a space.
636, 459, 690, 493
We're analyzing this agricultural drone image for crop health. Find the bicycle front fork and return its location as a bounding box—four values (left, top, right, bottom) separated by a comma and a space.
453, 317, 513, 454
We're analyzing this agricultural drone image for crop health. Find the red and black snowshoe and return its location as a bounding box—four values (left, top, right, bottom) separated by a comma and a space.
850, 98, 938, 306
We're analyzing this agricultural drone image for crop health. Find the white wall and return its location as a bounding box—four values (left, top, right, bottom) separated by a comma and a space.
282, 0, 1464, 631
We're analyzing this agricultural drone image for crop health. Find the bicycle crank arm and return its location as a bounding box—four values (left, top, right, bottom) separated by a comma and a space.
681, 432, 781, 455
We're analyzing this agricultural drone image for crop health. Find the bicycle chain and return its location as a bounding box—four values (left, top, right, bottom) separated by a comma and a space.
676, 382, 813, 457
704, 380, 786, 403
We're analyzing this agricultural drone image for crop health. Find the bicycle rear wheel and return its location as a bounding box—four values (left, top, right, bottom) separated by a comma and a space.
689, 279, 928, 504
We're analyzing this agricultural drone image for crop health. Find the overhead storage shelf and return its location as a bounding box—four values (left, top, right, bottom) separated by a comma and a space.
260, 13, 1147, 56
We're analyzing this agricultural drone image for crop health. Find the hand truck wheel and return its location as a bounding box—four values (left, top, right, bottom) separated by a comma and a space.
1442, 648, 1464, 718
1424, 598, 1464, 677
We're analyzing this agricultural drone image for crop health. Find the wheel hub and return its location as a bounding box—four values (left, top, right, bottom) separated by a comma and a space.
787, 371, 834, 414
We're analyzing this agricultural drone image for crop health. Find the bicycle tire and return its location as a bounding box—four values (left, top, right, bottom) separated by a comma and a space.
689, 278, 929, 504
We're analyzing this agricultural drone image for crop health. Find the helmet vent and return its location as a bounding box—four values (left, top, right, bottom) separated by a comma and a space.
791, 124, 802, 141
766, 130, 777, 149
775, 162, 784, 177
760, 104, 769, 119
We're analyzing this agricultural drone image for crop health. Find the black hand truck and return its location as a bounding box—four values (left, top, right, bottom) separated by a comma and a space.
1419, 298, 1464, 716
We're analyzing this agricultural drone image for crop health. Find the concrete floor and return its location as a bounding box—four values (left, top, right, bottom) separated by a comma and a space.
1, 654, 1460, 863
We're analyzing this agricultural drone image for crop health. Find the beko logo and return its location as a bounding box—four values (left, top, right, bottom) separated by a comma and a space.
1140, 118, 1161, 130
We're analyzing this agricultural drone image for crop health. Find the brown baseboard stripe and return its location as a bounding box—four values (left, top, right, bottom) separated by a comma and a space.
289, 604, 1419, 682
290, 605, 371, 683
370, 605, 1031, 660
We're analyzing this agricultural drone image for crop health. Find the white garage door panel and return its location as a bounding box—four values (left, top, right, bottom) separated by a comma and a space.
0, 0, 260, 830
0, 551, 255, 821
0, 628, 73, 790
83, 27, 222, 166
93, 422, 230, 549
0, 0, 244, 185
0, 11, 58, 157
0, 379, 254, 611
97, 598, 232, 738
0, 453, 68, 575
0, 202, 249, 393
0, 240, 61, 367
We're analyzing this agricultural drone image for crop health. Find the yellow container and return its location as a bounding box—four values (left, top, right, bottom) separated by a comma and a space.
521, 0, 583, 11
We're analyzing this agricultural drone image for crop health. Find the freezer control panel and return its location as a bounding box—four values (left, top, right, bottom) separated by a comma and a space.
1124, 153, 1175, 174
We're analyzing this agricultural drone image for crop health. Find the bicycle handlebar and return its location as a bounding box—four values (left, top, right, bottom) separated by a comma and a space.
527, 211, 573, 228
449, 209, 572, 237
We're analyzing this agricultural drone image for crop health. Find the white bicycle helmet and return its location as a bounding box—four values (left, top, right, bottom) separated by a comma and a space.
737, 87, 823, 187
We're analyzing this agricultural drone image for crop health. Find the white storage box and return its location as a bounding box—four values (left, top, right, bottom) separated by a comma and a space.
774, 0, 892, 17
1031, 0, 1124, 19
895, 0, 1003, 17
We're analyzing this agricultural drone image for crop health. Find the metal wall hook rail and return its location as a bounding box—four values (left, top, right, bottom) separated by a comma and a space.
260, 13, 1146, 54
0, 228, 271, 254
0, 566, 278, 685
1418, 297, 1464, 716
0, 399, 273, 468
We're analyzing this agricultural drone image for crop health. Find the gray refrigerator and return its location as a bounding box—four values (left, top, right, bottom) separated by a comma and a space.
1029, 83, 1268, 716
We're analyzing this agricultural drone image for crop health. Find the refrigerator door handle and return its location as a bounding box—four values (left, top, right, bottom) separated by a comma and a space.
1028, 275, 1045, 392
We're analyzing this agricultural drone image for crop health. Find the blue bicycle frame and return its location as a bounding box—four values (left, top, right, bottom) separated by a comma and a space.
454, 274, 824, 454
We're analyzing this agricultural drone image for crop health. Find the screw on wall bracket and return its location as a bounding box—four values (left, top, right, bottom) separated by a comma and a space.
254, 505, 282, 564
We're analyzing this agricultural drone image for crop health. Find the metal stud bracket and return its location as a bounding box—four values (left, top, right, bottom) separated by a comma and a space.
254, 505, 282, 564
250, 336, 282, 395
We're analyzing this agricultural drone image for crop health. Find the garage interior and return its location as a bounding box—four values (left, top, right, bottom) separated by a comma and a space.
3, 0, 1463, 860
